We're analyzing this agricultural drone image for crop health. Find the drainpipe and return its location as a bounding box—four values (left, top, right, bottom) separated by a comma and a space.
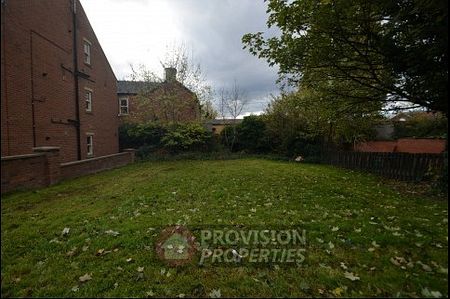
30, 32, 37, 147
72, 0, 81, 160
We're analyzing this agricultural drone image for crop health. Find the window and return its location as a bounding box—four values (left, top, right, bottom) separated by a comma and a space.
83, 39, 91, 65
85, 88, 92, 112
119, 97, 129, 115
86, 134, 94, 157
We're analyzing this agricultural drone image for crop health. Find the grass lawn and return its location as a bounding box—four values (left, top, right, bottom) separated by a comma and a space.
1, 158, 448, 297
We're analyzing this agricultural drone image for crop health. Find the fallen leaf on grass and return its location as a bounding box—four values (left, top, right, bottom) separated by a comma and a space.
344, 272, 360, 281
209, 289, 222, 298
79, 273, 92, 283
62, 227, 70, 236
332, 287, 345, 296
95, 249, 111, 256
299, 281, 310, 290
417, 261, 433, 272
421, 288, 443, 298
105, 230, 120, 237
328, 242, 335, 250
390, 256, 407, 267
66, 247, 77, 257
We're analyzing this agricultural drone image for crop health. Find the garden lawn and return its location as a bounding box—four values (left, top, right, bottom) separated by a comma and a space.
1, 158, 448, 297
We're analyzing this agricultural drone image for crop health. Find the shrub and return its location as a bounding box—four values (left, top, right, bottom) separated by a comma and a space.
161, 123, 212, 153
119, 122, 213, 157
119, 122, 167, 150
235, 115, 270, 153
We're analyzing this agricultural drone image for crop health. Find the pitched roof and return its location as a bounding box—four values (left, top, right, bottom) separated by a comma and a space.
117, 81, 161, 95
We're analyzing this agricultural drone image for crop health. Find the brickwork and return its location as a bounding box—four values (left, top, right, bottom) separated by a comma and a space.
1, 0, 119, 162
118, 80, 200, 124
354, 139, 447, 154
1, 148, 135, 194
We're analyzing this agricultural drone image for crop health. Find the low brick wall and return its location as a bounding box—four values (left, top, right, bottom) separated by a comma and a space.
354, 141, 397, 152
1, 153, 48, 194
355, 138, 447, 154
60, 151, 134, 180
1, 147, 135, 194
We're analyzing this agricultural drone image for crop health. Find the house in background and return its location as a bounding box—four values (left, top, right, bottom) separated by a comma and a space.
1, 0, 119, 162
117, 68, 200, 124
205, 119, 243, 135
354, 111, 447, 154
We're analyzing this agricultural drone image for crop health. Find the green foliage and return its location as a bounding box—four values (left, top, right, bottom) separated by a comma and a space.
161, 123, 212, 153
220, 116, 271, 154
235, 115, 270, 153
119, 122, 213, 156
393, 112, 448, 139
242, 0, 448, 113
264, 88, 380, 156
218, 88, 380, 159
119, 122, 167, 150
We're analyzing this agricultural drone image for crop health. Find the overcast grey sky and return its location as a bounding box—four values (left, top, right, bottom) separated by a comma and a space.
80, 0, 280, 116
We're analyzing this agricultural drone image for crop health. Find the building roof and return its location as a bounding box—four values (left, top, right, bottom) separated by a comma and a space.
208, 119, 243, 125
117, 81, 161, 95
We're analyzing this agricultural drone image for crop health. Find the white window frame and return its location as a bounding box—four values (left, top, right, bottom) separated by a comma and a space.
85, 87, 93, 112
119, 97, 129, 115
83, 38, 92, 65
86, 133, 94, 157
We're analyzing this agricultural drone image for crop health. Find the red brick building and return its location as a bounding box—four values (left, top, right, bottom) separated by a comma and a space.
1, 0, 119, 162
117, 68, 200, 124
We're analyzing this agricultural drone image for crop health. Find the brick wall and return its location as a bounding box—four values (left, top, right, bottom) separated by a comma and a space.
60, 150, 135, 181
1, 153, 48, 194
1, 147, 135, 194
355, 138, 447, 154
119, 82, 200, 124
1, 0, 119, 162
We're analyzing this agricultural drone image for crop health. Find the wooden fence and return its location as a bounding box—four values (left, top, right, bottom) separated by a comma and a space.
322, 151, 447, 181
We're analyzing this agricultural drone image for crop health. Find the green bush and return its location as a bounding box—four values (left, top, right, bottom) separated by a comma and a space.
161, 123, 212, 153
393, 112, 448, 139
119, 122, 167, 150
235, 115, 270, 153
119, 122, 213, 157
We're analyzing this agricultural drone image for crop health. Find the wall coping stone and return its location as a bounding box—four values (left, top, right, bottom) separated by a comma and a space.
61, 152, 131, 167
1, 153, 45, 161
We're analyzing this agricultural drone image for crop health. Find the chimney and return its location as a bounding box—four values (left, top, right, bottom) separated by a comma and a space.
165, 67, 177, 82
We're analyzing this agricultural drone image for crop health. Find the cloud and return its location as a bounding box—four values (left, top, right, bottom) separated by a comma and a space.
80, 0, 280, 113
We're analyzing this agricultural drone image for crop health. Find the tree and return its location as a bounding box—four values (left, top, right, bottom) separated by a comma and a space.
128, 43, 218, 121
242, 0, 448, 114
264, 86, 381, 154
218, 81, 249, 150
